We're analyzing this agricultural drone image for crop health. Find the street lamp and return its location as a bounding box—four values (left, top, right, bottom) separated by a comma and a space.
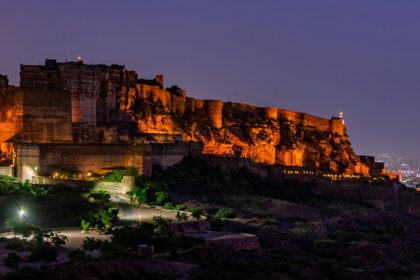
19, 209, 24, 222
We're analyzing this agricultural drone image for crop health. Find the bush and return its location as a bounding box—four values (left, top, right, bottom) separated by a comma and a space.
215, 208, 236, 219
103, 168, 137, 182
155, 191, 169, 206
5, 241, 24, 252
4, 252, 21, 270
153, 216, 170, 237
175, 204, 187, 211
30, 244, 57, 264
89, 189, 111, 203
31, 229, 68, 247
191, 209, 204, 221
68, 249, 85, 263
82, 237, 108, 252
81, 219, 90, 231
163, 202, 174, 210
5, 220, 40, 238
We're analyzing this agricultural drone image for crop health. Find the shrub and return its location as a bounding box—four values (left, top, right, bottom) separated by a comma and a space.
191, 209, 204, 221
155, 191, 169, 206
5, 220, 40, 238
215, 208, 236, 219
4, 252, 21, 270
67, 249, 85, 263
103, 168, 137, 182
81, 219, 90, 231
89, 189, 111, 203
82, 237, 108, 252
30, 244, 57, 264
163, 202, 174, 210
153, 216, 170, 237
175, 204, 187, 211
5, 241, 24, 252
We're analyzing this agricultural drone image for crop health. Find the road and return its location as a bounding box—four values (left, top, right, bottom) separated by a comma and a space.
111, 194, 181, 222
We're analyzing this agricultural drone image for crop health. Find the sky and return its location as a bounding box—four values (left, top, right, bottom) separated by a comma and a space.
0, 0, 419, 160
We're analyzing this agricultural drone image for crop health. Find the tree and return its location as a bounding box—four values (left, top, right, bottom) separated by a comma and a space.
4, 252, 21, 270
191, 209, 204, 221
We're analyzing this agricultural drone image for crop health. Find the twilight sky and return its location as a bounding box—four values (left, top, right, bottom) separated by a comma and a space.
0, 0, 419, 160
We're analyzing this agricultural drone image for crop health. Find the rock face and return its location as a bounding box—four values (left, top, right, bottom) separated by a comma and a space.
119, 79, 365, 175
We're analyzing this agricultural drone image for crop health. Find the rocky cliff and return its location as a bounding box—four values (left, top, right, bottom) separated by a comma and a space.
118, 80, 366, 176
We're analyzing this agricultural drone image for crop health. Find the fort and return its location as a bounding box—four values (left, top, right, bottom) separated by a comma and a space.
0, 58, 397, 182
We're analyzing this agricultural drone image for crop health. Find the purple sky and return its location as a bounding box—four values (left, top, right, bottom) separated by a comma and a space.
0, 0, 419, 160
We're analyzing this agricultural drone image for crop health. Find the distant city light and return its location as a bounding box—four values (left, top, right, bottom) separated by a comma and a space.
77, 56, 82, 61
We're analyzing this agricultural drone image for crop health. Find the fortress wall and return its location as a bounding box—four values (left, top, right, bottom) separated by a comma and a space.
0, 89, 23, 154
229, 102, 257, 112
302, 113, 330, 131
204, 100, 223, 128
330, 118, 345, 136
194, 99, 204, 110
22, 90, 73, 143
151, 142, 202, 168
278, 109, 302, 124
36, 144, 151, 176
186, 97, 195, 113
170, 90, 186, 115
276, 149, 304, 166
137, 84, 171, 110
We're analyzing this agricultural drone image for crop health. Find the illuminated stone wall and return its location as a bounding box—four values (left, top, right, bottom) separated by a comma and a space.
22, 90, 73, 143
0, 87, 23, 155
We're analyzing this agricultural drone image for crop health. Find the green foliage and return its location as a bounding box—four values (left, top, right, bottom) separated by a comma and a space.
67, 249, 85, 264
82, 237, 109, 252
0, 177, 49, 198
215, 208, 236, 219
175, 204, 187, 211
191, 208, 204, 221
4, 252, 21, 270
155, 191, 169, 206
88, 189, 111, 203
5, 219, 40, 238
163, 202, 174, 210
103, 168, 137, 182
127, 181, 168, 205
111, 223, 154, 250
82, 205, 119, 232
32, 229, 68, 247
30, 244, 57, 264
81, 219, 90, 231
